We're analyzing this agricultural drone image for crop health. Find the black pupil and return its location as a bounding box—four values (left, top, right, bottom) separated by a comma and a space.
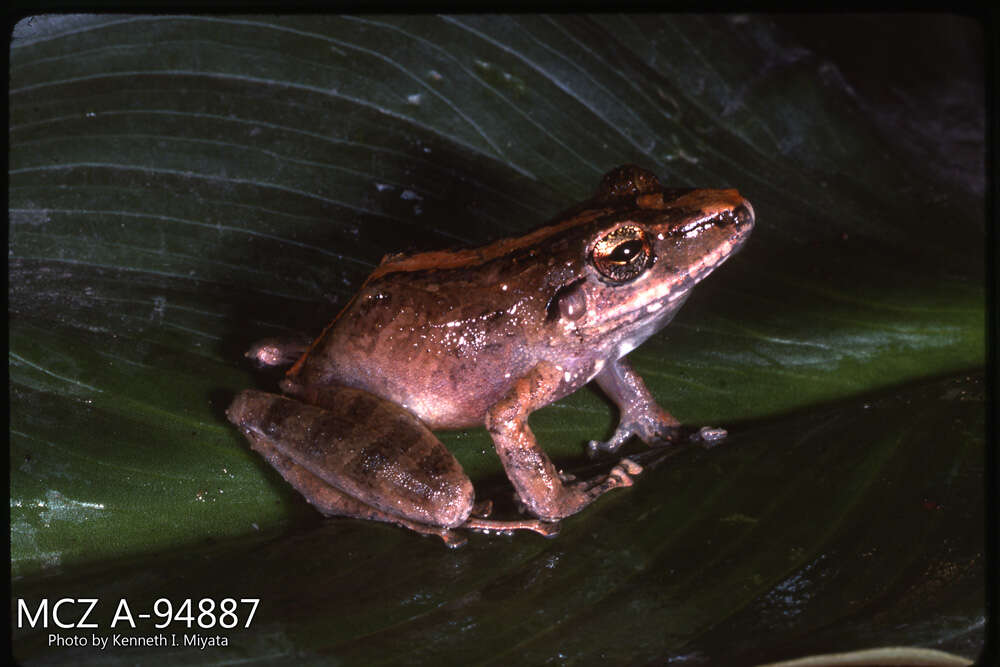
610, 239, 644, 264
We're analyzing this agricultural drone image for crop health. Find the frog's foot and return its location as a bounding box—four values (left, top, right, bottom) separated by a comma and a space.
462, 517, 560, 539
587, 417, 681, 458
575, 457, 643, 495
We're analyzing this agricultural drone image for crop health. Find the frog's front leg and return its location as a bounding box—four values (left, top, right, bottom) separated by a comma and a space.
486, 362, 640, 523
586, 357, 680, 456
587, 358, 725, 457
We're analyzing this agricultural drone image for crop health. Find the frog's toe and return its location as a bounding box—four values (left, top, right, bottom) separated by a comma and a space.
618, 457, 643, 476
572, 458, 640, 495
586, 438, 620, 459
438, 530, 468, 548
607, 463, 636, 488
461, 517, 561, 538
690, 426, 727, 447
471, 499, 494, 518
536, 521, 560, 538
244, 337, 309, 368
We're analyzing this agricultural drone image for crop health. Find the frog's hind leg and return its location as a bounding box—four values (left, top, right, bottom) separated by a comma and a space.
245, 431, 469, 548
248, 436, 557, 544
229, 388, 561, 546
228, 388, 475, 543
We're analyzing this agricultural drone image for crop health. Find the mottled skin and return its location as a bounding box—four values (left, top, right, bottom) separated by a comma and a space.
227, 165, 754, 547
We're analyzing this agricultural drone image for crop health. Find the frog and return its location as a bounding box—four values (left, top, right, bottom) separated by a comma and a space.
227, 165, 754, 547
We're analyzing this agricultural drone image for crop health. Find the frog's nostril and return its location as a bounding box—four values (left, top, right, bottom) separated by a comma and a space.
734, 201, 755, 228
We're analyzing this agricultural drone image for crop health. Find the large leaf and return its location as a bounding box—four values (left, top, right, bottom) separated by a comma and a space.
9, 14, 984, 664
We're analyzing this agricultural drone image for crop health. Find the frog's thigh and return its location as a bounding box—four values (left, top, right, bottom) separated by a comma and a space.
245, 433, 468, 546
228, 389, 474, 529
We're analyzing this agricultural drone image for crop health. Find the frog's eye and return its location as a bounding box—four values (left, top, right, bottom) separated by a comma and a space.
591, 225, 652, 282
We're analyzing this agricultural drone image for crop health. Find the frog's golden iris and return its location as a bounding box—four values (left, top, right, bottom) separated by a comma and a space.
591, 225, 652, 283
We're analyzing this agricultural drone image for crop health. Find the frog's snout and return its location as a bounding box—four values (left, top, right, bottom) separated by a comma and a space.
734, 199, 755, 230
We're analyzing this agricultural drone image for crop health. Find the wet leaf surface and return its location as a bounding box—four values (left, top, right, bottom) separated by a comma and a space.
9, 14, 984, 664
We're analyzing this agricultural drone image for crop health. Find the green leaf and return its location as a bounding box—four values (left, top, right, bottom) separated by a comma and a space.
10, 14, 984, 664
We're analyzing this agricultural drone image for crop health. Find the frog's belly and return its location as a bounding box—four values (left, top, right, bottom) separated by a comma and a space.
330, 361, 511, 429
296, 334, 528, 430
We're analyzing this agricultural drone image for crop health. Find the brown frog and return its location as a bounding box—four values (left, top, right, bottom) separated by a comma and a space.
227, 165, 754, 547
